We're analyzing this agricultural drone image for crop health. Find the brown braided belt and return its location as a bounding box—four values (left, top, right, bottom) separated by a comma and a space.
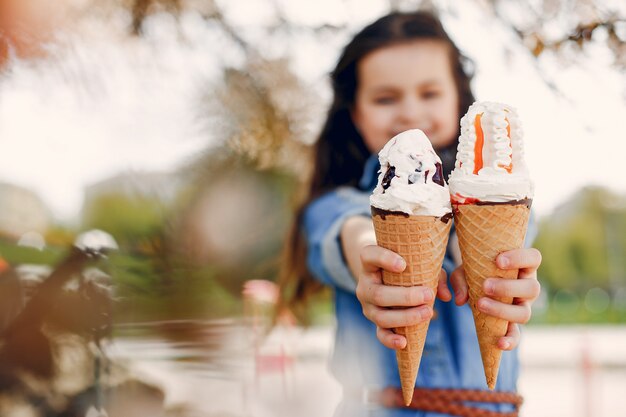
354, 387, 523, 417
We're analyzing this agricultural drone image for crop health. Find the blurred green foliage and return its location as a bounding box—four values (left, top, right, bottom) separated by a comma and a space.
533, 186, 626, 323
73, 154, 299, 321
535, 186, 625, 290
109, 250, 240, 322
0, 238, 66, 265
82, 194, 167, 248
3, 183, 625, 324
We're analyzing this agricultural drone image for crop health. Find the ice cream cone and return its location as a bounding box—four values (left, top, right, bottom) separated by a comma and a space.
453, 201, 531, 389
371, 208, 452, 405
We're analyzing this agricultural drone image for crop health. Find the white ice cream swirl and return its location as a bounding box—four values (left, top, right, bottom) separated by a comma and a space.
370, 129, 452, 217
448, 102, 534, 203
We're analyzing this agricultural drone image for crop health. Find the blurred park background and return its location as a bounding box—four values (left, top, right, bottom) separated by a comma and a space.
1, 0, 625, 416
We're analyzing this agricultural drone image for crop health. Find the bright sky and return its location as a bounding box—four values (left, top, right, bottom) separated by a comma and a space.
1, 0, 625, 222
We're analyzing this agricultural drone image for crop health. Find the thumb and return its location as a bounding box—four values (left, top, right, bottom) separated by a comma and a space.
449, 266, 469, 306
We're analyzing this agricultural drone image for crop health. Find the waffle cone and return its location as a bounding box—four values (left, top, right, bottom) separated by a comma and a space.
453, 202, 531, 390
371, 208, 452, 406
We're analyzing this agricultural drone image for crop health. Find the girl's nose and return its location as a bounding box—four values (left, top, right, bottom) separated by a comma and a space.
397, 97, 424, 126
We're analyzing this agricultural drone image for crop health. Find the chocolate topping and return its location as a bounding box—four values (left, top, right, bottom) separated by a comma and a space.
371, 206, 409, 219
432, 162, 445, 186
473, 198, 532, 208
371, 206, 452, 224
381, 165, 396, 192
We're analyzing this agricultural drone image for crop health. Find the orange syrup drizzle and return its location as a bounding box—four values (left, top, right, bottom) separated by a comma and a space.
473, 113, 484, 174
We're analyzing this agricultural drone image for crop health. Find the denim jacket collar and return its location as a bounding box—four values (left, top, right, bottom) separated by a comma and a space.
358, 154, 380, 192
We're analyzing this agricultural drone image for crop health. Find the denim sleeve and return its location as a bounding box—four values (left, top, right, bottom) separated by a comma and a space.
525, 209, 538, 247
303, 187, 371, 293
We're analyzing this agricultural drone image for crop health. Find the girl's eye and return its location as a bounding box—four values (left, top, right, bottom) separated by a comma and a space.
422, 90, 441, 100
373, 96, 397, 105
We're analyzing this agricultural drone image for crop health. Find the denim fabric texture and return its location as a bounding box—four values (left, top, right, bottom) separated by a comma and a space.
303, 154, 537, 417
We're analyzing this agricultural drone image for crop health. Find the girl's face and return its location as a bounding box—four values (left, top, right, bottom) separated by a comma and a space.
352, 40, 459, 153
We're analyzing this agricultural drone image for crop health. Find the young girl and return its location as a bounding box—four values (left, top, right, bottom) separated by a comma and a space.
280, 11, 541, 417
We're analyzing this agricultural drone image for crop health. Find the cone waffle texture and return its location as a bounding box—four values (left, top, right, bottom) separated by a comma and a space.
453, 202, 530, 390
371, 208, 452, 406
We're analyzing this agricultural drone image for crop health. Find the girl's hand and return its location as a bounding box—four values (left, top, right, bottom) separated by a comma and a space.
356, 244, 448, 350
448, 248, 542, 351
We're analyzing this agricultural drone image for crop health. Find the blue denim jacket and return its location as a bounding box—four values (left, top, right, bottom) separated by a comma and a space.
303, 155, 537, 417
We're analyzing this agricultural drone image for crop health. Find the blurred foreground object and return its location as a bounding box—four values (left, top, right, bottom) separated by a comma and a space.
0, 0, 57, 66
0, 230, 168, 416
0, 235, 109, 384
75, 229, 120, 254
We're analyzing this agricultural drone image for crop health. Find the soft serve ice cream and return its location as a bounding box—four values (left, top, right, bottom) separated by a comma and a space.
370, 129, 452, 218
448, 101, 534, 204
448, 101, 533, 390
369, 128, 452, 405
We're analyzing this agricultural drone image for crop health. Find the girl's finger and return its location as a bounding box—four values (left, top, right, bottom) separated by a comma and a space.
496, 248, 542, 272
450, 267, 468, 306
356, 268, 383, 301
518, 267, 539, 280
437, 269, 452, 302
364, 305, 433, 328
377, 326, 406, 350
477, 298, 532, 324
356, 282, 434, 307
361, 245, 406, 273
498, 322, 521, 351
483, 277, 541, 301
